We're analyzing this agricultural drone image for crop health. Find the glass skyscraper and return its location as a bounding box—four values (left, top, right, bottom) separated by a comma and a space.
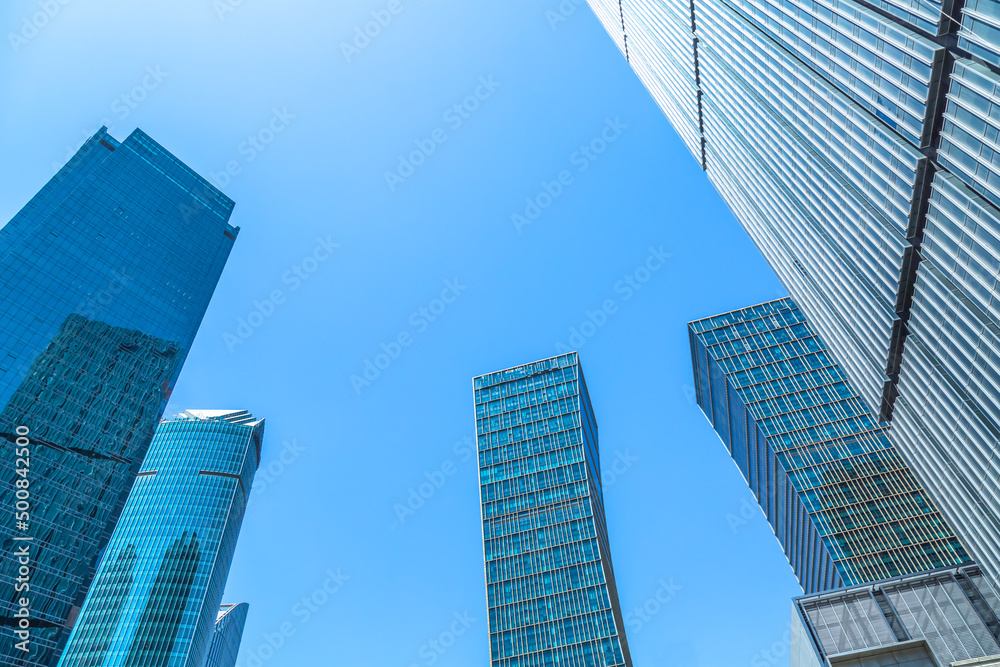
474, 353, 632, 667
56, 410, 263, 667
0, 127, 238, 667
204, 603, 249, 667
586, 0, 1000, 590
690, 298, 969, 592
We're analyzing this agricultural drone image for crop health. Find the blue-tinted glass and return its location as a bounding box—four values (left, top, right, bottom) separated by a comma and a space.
475, 353, 631, 667
204, 603, 249, 667
689, 299, 970, 591
0, 128, 238, 667
57, 411, 263, 667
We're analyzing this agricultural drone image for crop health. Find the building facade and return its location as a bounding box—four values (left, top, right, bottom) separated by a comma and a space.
0, 127, 238, 666
56, 410, 263, 667
474, 353, 632, 667
586, 0, 1000, 590
204, 604, 249, 667
792, 564, 1000, 666
690, 298, 970, 593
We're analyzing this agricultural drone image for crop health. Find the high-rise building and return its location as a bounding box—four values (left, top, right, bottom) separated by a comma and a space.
474, 353, 632, 667
792, 564, 1000, 666
0, 127, 238, 666
205, 603, 249, 667
56, 410, 263, 667
586, 0, 1000, 588
690, 298, 970, 593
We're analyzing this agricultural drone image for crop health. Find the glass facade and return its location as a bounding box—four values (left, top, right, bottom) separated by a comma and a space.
204, 603, 249, 667
960, 0, 1000, 67
690, 299, 969, 592
586, 0, 1000, 591
0, 127, 238, 667
474, 353, 632, 667
56, 410, 263, 667
792, 564, 1000, 665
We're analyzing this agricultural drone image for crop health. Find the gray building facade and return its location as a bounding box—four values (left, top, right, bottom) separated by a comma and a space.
586, 0, 1000, 590
793, 565, 1000, 666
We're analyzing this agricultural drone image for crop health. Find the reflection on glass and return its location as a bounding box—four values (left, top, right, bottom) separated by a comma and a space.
58, 411, 263, 667
0, 126, 238, 667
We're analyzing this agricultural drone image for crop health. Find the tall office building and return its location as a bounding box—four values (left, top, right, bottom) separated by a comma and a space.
0, 127, 238, 666
586, 0, 1000, 588
690, 298, 970, 592
792, 564, 1000, 666
474, 353, 632, 667
57, 410, 263, 667
205, 604, 249, 667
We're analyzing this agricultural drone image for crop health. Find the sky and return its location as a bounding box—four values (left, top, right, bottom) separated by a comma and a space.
1, 0, 802, 665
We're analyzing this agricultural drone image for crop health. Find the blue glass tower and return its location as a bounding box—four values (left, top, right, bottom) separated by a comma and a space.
56, 410, 263, 667
204, 604, 249, 667
474, 353, 632, 667
690, 299, 970, 593
0, 127, 238, 667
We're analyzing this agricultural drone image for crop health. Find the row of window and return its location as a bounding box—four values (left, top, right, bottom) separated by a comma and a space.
490, 609, 620, 659
489, 585, 611, 633
490, 636, 624, 667
482, 480, 591, 521
484, 517, 598, 561
480, 462, 588, 504
487, 560, 608, 607
485, 538, 600, 585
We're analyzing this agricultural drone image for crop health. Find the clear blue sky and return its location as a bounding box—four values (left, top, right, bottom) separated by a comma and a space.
1, 0, 801, 664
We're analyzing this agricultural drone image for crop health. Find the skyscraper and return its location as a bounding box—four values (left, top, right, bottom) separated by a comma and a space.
205, 604, 250, 667
0, 127, 238, 667
792, 564, 1000, 665
586, 0, 1000, 588
690, 298, 970, 592
474, 352, 632, 667
57, 410, 263, 667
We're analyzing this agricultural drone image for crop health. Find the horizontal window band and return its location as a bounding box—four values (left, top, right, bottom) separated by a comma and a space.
198, 469, 246, 499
